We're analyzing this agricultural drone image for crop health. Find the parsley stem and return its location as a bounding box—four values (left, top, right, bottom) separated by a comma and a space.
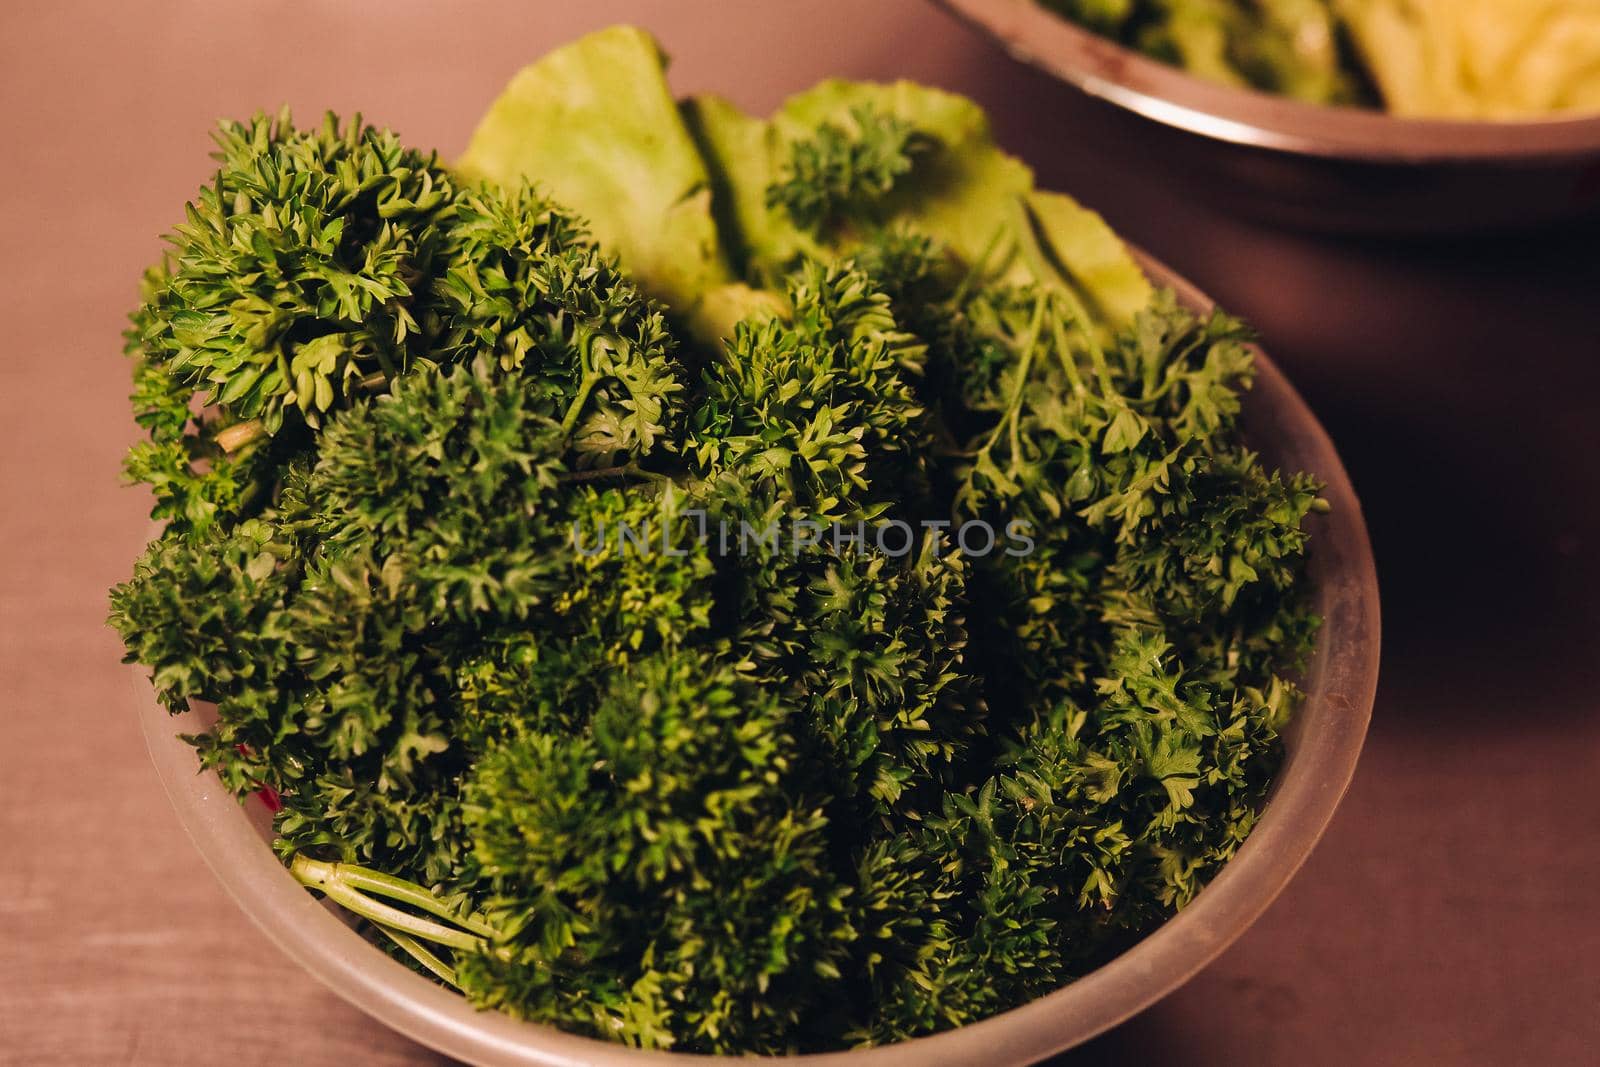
377, 925, 460, 987
1051, 284, 1114, 394
975, 292, 1050, 462
215, 420, 266, 454
559, 370, 601, 438
952, 224, 1009, 306
289, 855, 491, 951
1008, 196, 1115, 392
557, 463, 672, 485
1049, 312, 1089, 397
213, 368, 388, 455
371, 345, 400, 384
321, 860, 499, 938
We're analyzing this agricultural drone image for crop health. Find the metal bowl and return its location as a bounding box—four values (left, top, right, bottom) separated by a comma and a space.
133, 247, 1380, 1066
936, 0, 1600, 233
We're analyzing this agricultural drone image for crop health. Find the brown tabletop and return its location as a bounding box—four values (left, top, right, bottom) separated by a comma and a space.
2, 2, 1596, 1064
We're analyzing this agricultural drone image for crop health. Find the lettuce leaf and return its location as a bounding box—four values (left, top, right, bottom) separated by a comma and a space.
458, 26, 736, 330
462, 27, 1151, 346
690, 78, 1151, 330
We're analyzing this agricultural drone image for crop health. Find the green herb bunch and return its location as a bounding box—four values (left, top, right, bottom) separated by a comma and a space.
766, 103, 926, 233
113, 37, 1325, 1055
122, 110, 681, 536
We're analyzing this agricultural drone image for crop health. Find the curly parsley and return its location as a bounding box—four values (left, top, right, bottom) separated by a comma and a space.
112, 29, 1323, 1055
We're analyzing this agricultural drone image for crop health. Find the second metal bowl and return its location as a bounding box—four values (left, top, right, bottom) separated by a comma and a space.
937, 0, 1600, 233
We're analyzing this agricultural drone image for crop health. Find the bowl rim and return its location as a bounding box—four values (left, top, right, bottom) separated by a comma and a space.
935, 0, 1600, 163
133, 245, 1381, 1066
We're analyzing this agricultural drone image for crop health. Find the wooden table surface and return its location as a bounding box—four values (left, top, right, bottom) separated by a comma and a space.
3, 2, 1597, 1064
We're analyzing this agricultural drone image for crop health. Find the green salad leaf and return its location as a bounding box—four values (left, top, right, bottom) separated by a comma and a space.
464, 36, 1151, 346
458, 26, 737, 333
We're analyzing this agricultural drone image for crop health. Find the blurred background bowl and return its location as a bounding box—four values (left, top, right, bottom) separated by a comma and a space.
935, 0, 1600, 234
133, 245, 1381, 1066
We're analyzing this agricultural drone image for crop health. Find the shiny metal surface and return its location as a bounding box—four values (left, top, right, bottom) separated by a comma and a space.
935, 0, 1600, 232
